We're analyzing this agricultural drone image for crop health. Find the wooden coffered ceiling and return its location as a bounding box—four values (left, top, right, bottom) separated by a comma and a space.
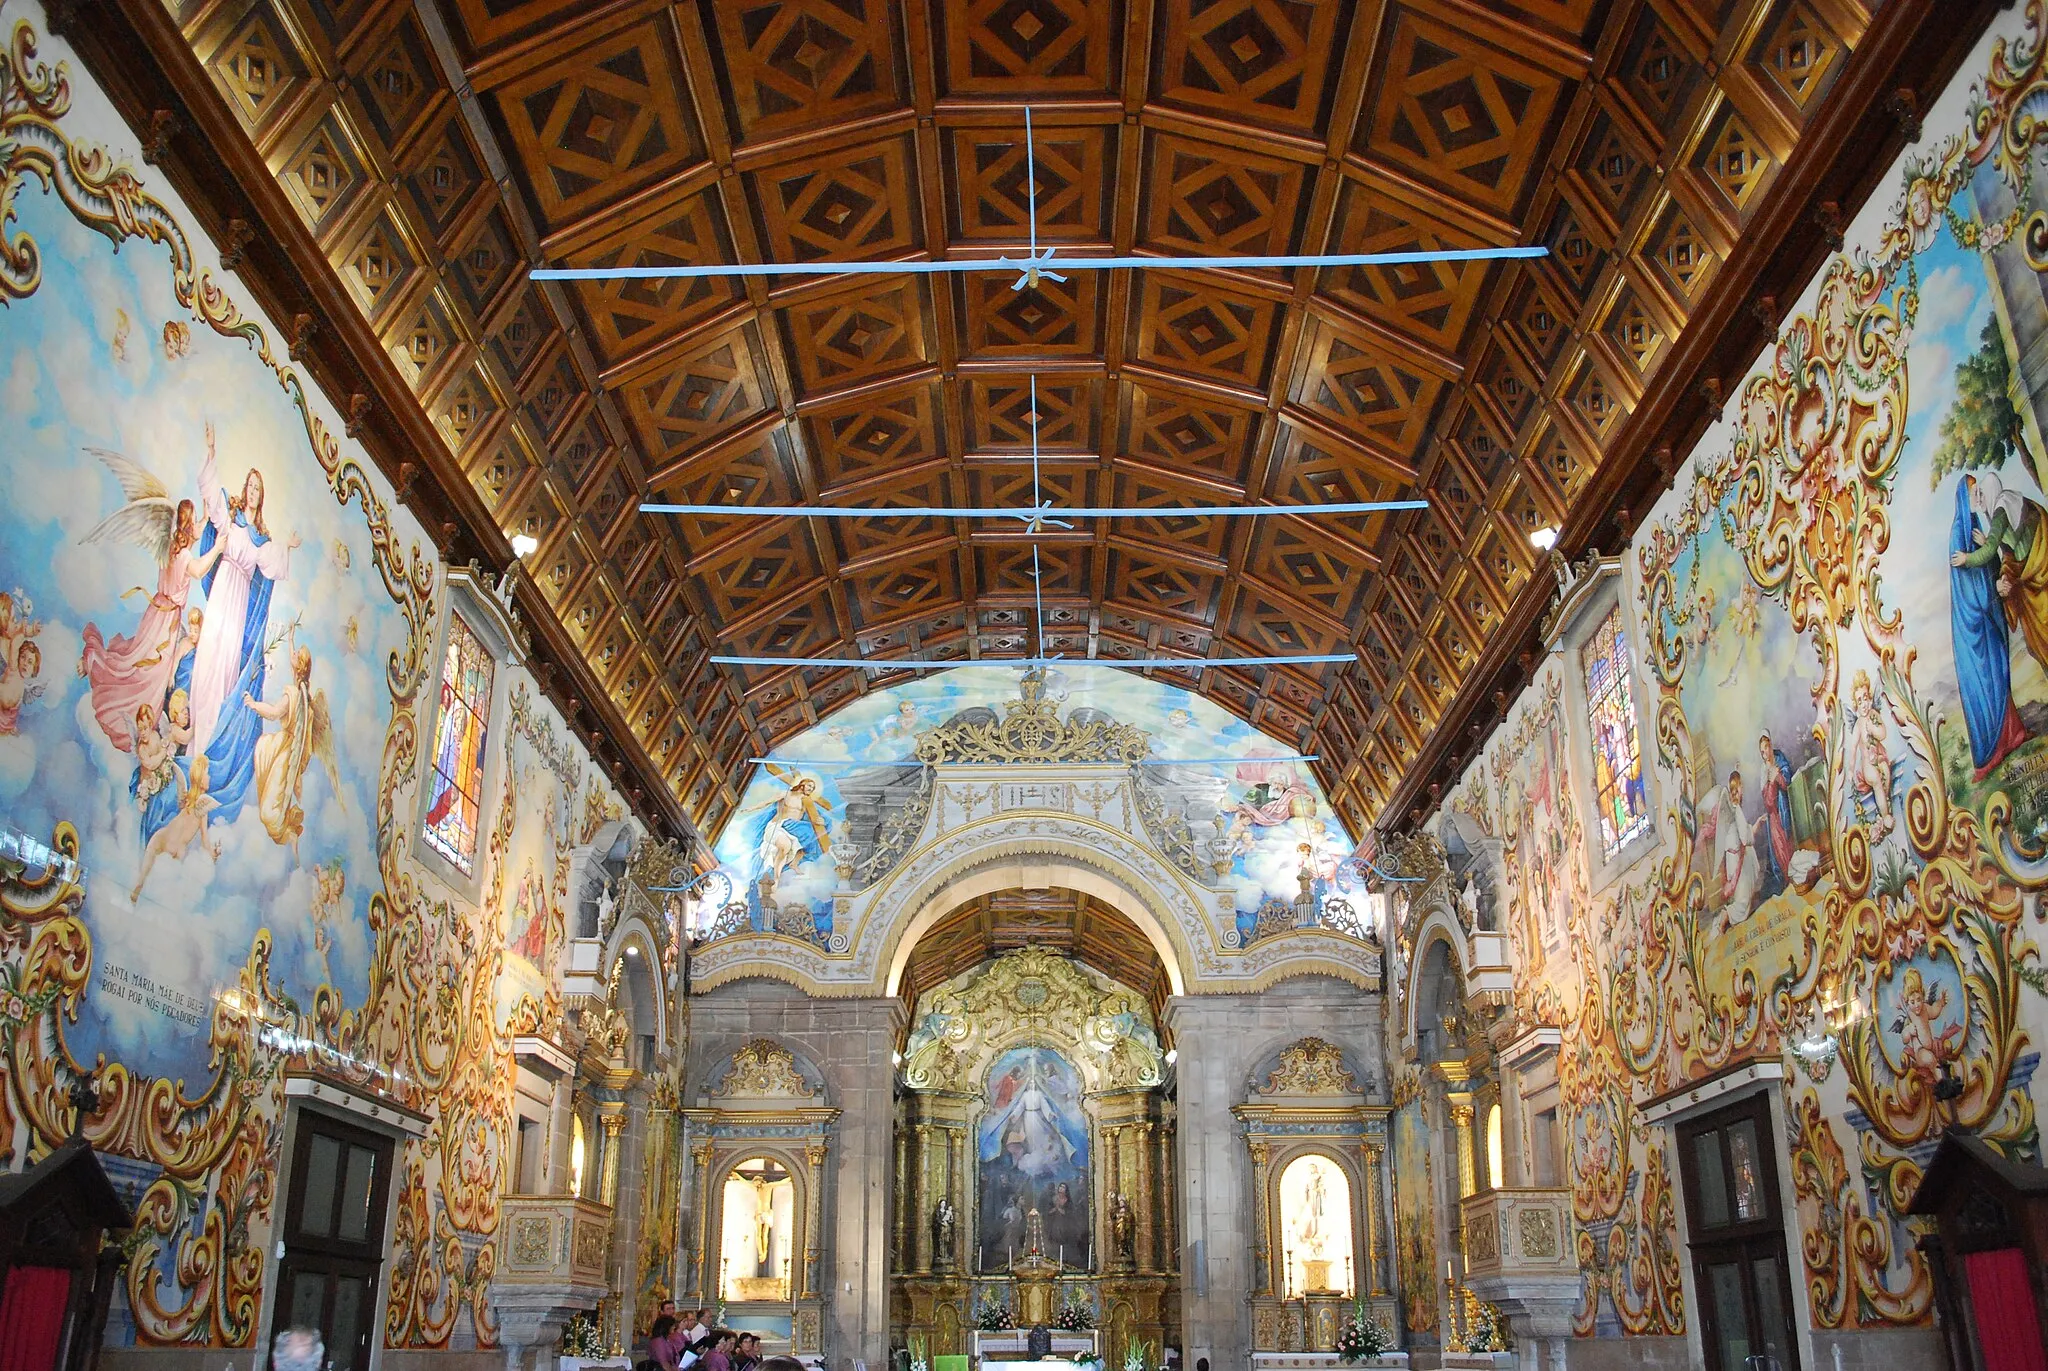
900, 889, 1172, 1025
127, 0, 1910, 846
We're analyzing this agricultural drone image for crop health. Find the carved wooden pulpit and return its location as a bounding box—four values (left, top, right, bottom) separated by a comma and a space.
1907, 1129, 2048, 1371
0, 1138, 134, 1371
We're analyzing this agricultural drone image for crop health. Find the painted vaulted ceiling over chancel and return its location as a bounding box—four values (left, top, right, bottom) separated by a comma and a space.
127, 0, 1896, 853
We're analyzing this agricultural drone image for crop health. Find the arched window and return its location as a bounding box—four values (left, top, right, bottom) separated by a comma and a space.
1580, 605, 1650, 857
1487, 1103, 1505, 1190
421, 612, 494, 874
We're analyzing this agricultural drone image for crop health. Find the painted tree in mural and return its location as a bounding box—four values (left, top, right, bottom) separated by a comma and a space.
1930, 318, 2026, 487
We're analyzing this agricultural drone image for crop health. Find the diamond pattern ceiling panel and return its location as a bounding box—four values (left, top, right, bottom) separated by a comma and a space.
200, 0, 1884, 841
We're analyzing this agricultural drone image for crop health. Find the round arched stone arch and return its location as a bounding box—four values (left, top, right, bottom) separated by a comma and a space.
1403, 911, 1468, 1048
604, 911, 669, 1047
875, 831, 1194, 999
692, 806, 1379, 997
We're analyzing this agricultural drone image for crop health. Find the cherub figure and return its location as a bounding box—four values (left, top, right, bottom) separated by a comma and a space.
1893, 967, 1965, 1088
1717, 583, 1765, 685
131, 753, 222, 901
310, 859, 346, 981
0, 612, 43, 737
1689, 586, 1718, 652
128, 703, 183, 842
1846, 670, 1896, 838
876, 698, 922, 742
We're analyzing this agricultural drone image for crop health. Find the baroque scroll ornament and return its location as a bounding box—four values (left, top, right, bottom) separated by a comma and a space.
1256, 1037, 1362, 1097
914, 670, 1151, 765
713, 1039, 814, 1099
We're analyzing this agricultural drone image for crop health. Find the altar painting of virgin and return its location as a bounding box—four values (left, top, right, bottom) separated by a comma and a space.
976, 1045, 1091, 1271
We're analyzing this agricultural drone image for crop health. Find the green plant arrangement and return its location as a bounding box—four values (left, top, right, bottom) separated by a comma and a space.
908, 1334, 931, 1371
1121, 1338, 1153, 1371
1053, 1299, 1095, 1332
1333, 1300, 1394, 1363
560, 1313, 605, 1359
975, 1295, 1014, 1331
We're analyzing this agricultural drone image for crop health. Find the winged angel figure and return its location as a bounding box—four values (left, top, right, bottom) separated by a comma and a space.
244, 632, 342, 862
77, 443, 223, 751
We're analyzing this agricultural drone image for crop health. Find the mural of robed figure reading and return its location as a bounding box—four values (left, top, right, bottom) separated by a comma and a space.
977, 1046, 1091, 1271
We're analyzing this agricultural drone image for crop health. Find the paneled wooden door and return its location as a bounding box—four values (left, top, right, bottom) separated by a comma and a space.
1678, 1093, 1801, 1371
271, 1113, 395, 1371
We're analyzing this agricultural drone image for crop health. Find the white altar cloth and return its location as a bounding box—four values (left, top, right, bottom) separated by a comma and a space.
971, 1331, 1099, 1361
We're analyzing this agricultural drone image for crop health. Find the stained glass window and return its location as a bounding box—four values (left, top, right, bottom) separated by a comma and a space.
1581, 605, 1651, 857
422, 613, 494, 875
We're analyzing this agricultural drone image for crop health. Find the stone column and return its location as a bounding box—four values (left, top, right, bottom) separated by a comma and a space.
612, 1083, 652, 1340
803, 1140, 829, 1298
1247, 1140, 1272, 1296
600, 1109, 625, 1206
547, 1074, 575, 1195
1133, 1120, 1157, 1276
686, 1139, 715, 1302
947, 1125, 966, 1270
893, 1119, 912, 1271
912, 1122, 933, 1273
1449, 1097, 1478, 1200
1361, 1139, 1388, 1298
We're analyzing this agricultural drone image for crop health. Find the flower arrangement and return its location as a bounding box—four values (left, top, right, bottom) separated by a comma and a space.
975, 1295, 1014, 1331
1334, 1301, 1394, 1363
560, 1313, 604, 1359
1466, 1300, 1507, 1353
1053, 1299, 1095, 1332
1121, 1338, 1153, 1371
908, 1334, 931, 1371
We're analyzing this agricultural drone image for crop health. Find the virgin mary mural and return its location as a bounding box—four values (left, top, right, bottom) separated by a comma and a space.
1950, 472, 2032, 776
977, 1045, 1090, 1270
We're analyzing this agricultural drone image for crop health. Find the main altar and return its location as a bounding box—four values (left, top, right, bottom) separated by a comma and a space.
889, 948, 1176, 1366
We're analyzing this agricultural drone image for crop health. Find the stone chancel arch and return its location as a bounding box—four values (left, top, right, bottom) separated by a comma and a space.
691, 667, 1384, 998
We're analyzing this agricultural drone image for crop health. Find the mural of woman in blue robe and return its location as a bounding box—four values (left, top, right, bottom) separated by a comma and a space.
1754, 733, 1795, 902
1950, 474, 2030, 777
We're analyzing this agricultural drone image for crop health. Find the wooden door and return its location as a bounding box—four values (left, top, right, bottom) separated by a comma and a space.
271, 1114, 394, 1371
1677, 1094, 1801, 1371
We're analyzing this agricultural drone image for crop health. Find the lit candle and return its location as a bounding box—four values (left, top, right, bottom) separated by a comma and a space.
1060, 1244, 1065, 1267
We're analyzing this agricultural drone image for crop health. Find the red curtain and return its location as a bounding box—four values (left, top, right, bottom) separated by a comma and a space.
1967, 1247, 2048, 1371
0, 1265, 73, 1371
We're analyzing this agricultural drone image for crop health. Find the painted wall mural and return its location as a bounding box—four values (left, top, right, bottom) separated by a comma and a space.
1437, 3, 2048, 1342
707, 664, 1353, 943
1388, 1081, 1438, 1339
0, 4, 623, 1352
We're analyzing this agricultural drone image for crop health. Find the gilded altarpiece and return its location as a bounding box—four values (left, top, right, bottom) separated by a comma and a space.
1239, 1038, 1392, 1355
681, 1040, 835, 1357
893, 948, 1175, 1364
